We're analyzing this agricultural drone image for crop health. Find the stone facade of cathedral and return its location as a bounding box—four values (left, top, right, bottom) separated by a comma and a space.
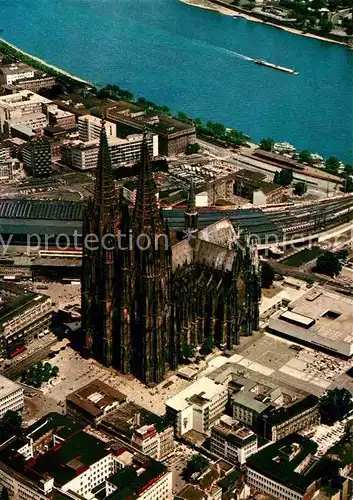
81, 122, 261, 385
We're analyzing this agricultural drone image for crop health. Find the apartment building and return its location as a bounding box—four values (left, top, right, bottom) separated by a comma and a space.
61, 133, 158, 170
0, 375, 23, 419
166, 377, 228, 437
210, 415, 258, 466
15, 75, 56, 92
0, 90, 56, 133
0, 283, 52, 359
0, 63, 35, 85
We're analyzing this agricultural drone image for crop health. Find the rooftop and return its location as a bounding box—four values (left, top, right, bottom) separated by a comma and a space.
66, 379, 126, 418
246, 434, 319, 494
176, 484, 206, 500
274, 287, 353, 344
106, 454, 167, 499
0, 282, 49, 329
166, 376, 226, 412
24, 412, 83, 443
101, 401, 172, 437
0, 374, 22, 399
212, 416, 257, 447
30, 430, 109, 486
0, 63, 34, 76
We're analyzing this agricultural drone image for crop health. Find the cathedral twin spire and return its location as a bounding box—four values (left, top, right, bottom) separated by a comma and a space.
94, 119, 117, 214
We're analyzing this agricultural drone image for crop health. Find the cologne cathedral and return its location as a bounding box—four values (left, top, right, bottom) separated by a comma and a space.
81, 122, 261, 385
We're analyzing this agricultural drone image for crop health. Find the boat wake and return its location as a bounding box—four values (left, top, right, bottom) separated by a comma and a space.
217, 46, 254, 61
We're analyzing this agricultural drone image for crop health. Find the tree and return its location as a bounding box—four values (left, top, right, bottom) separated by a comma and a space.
336, 248, 348, 261
293, 182, 307, 196
0, 410, 22, 442
320, 20, 333, 34
275, 168, 293, 187
261, 262, 275, 288
259, 137, 274, 152
315, 251, 342, 277
325, 156, 341, 174
298, 150, 314, 164
319, 388, 353, 425
183, 454, 209, 481
186, 143, 201, 155
180, 343, 196, 359
201, 337, 215, 355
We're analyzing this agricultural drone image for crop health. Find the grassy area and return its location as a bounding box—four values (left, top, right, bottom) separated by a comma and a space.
282, 247, 323, 267
261, 286, 280, 298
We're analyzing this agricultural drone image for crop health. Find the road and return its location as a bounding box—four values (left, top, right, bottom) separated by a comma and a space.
2, 339, 58, 380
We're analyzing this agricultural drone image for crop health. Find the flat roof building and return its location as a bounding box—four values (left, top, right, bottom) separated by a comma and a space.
66, 379, 126, 425
0, 374, 23, 420
0, 63, 35, 86
0, 282, 52, 359
268, 287, 353, 357
166, 376, 228, 437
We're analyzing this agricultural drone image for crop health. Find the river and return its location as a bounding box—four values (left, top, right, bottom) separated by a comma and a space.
0, 0, 352, 161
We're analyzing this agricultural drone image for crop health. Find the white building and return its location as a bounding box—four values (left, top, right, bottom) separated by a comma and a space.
246, 436, 319, 500
131, 424, 174, 461
0, 63, 35, 85
78, 114, 117, 141
62, 133, 158, 170
0, 90, 56, 133
210, 415, 257, 465
0, 375, 23, 420
166, 376, 228, 437
268, 286, 353, 357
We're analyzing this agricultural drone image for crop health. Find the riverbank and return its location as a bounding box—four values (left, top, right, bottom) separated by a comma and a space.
0, 38, 93, 85
179, 0, 350, 48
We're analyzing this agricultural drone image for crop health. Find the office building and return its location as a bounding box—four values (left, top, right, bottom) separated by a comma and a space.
166, 377, 228, 437
78, 114, 117, 141
0, 375, 24, 419
62, 132, 158, 170
246, 435, 320, 500
0, 90, 56, 134
210, 415, 257, 465
0, 282, 52, 359
22, 136, 52, 176
0, 63, 34, 85
48, 108, 76, 130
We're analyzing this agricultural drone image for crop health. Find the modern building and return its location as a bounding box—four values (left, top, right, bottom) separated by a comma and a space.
165, 377, 228, 437
0, 63, 35, 85
0, 375, 24, 420
81, 123, 260, 385
10, 123, 36, 141
78, 114, 117, 141
0, 90, 56, 134
105, 449, 172, 500
268, 287, 353, 357
61, 132, 158, 170
260, 395, 320, 442
66, 379, 127, 425
14, 74, 56, 92
246, 435, 321, 500
100, 401, 174, 461
22, 136, 52, 177
106, 101, 196, 155
210, 415, 258, 465
0, 161, 14, 183
0, 282, 52, 359
48, 108, 76, 130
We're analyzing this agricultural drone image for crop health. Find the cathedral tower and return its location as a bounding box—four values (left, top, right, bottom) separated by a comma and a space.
81, 120, 120, 366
